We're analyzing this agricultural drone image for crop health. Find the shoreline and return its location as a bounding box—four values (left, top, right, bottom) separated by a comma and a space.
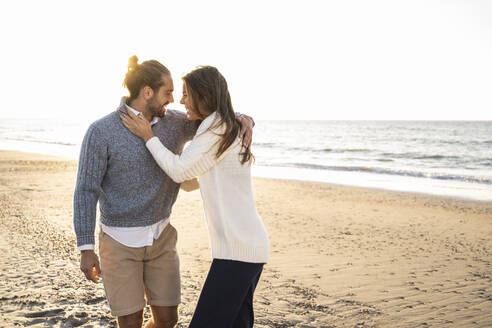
253, 166, 492, 204
3, 149, 491, 204
252, 165, 492, 203
1, 150, 492, 327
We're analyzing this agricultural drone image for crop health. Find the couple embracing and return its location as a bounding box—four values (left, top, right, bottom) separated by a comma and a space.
73, 56, 269, 328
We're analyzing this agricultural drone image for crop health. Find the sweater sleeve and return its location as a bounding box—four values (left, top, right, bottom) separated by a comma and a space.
73, 124, 108, 247
183, 112, 248, 141
146, 130, 234, 183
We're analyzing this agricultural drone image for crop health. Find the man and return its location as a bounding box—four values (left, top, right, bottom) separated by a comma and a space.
73, 56, 254, 328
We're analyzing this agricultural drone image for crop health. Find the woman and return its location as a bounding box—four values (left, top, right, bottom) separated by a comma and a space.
121, 66, 269, 328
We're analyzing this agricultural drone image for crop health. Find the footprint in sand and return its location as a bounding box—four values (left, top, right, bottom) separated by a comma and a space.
24, 308, 64, 318
85, 296, 106, 305
24, 318, 45, 326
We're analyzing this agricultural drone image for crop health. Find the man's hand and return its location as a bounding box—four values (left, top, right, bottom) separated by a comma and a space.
80, 250, 102, 283
180, 178, 199, 192
237, 115, 254, 148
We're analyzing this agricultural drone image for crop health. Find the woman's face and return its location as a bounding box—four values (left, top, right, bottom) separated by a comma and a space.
180, 83, 202, 120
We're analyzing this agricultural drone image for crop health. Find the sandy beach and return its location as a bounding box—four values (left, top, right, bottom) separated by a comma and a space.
1, 150, 491, 328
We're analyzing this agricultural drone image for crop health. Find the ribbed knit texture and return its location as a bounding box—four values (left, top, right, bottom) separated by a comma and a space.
73, 98, 197, 246
146, 112, 270, 263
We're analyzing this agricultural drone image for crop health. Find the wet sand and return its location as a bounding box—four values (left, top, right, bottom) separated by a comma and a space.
1, 150, 491, 327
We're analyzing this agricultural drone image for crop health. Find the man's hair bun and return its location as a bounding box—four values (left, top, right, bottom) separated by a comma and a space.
128, 55, 139, 71
123, 56, 170, 103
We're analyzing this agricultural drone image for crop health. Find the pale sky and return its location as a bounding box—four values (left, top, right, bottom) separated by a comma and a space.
1, 0, 491, 121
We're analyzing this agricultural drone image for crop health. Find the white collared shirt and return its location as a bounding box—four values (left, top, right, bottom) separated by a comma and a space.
78, 104, 168, 251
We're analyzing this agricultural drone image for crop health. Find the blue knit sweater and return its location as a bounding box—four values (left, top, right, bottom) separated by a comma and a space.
73, 98, 197, 246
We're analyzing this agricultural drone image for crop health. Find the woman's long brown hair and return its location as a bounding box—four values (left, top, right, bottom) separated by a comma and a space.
183, 66, 253, 164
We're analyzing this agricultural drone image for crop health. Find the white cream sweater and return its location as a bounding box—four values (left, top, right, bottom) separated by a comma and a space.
146, 112, 270, 263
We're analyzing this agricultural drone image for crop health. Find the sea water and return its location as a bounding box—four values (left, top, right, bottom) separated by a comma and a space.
1, 118, 491, 201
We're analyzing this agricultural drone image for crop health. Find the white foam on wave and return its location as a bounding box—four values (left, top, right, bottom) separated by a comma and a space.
0, 139, 80, 160
252, 165, 492, 202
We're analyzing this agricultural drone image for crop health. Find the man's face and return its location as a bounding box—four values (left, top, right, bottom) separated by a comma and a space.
147, 75, 174, 118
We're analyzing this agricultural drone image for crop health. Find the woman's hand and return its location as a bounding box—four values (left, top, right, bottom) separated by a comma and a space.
120, 108, 155, 142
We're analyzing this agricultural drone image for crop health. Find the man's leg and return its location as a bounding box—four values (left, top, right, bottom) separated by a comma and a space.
145, 305, 178, 328
117, 310, 144, 328
99, 230, 147, 322
143, 225, 181, 328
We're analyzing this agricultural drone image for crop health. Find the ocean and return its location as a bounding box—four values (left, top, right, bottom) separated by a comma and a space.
1, 118, 491, 201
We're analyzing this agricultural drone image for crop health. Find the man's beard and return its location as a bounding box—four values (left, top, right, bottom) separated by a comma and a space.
147, 97, 168, 118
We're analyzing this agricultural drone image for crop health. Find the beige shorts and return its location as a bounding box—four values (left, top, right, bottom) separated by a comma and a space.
98, 224, 181, 317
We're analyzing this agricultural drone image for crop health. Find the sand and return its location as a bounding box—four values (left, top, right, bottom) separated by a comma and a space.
0, 150, 491, 327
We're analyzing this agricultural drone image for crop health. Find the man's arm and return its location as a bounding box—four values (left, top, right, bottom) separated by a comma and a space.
236, 113, 254, 148
73, 124, 107, 283
180, 178, 199, 192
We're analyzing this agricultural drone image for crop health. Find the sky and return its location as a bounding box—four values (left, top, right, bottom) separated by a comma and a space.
0, 0, 491, 121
